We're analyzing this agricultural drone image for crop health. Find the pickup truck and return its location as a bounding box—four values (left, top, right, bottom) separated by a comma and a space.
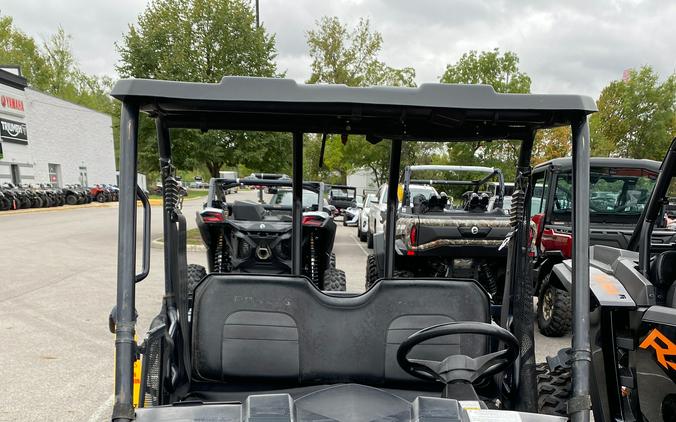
530, 157, 676, 336
367, 165, 511, 303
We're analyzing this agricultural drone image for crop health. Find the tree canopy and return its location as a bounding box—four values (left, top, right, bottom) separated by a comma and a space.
590, 66, 676, 159
304, 16, 428, 185
117, 0, 290, 177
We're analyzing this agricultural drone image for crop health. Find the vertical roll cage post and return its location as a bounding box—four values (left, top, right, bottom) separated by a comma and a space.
570, 116, 592, 422
292, 132, 303, 275
500, 133, 537, 412
113, 101, 140, 422
384, 138, 402, 278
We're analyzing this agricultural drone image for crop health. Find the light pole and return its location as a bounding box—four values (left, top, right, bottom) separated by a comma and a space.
255, 0, 260, 27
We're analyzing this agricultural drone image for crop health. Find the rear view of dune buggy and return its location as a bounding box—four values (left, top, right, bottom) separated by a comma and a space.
195, 177, 345, 291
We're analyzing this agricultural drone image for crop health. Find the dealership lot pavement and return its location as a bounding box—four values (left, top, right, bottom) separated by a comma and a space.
0, 190, 569, 421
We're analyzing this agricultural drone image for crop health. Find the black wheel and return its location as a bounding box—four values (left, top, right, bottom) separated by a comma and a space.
323, 267, 346, 291
536, 362, 571, 417
21, 198, 31, 208
66, 194, 78, 205
365, 253, 379, 290
96, 193, 106, 203
330, 253, 336, 268
537, 277, 572, 337
187, 264, 207, 292
367, 230, 374, 248
359, 228, 367, 242
32, 198, 42, 208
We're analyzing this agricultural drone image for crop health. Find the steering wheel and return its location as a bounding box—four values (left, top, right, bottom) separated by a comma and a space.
397, 321, 519, 385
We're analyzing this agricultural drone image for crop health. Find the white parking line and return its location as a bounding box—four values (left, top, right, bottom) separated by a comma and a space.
351, 235, 370, 256
88, 394, 114, 422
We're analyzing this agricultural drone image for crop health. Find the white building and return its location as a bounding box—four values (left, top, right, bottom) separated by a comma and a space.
346, 167, 379, 196
0, 68, 116, 187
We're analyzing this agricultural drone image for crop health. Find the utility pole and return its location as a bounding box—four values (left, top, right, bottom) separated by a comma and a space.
255, 0, 260, 27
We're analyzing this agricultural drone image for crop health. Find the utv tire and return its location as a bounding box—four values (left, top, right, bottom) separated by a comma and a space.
323, 267, 346, 291
96, 193, 106, 203
330, 253, 336, 268
367, 230, 374, 248
187, 264, 207, 293
365, 254, 379, 290
536, 362, 571, 417
537, 279, 572, 337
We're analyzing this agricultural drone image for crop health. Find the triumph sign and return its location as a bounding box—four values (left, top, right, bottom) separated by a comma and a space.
0, 118, 28, 144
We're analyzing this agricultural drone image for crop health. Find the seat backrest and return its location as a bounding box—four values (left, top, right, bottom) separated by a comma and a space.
232, 201, 266, 220
651, 250, 676, 306
191, 275, 490, 386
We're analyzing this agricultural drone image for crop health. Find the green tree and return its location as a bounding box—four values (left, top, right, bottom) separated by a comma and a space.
440, 49, 532, 180
0, 15, 51, 90
0, 16, 114, 115
116, 0, 288, 177
305, 16, 423, 184
590, 66, 676, 159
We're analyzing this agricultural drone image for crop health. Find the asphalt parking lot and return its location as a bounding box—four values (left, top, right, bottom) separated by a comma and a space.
0, 189, 569, 421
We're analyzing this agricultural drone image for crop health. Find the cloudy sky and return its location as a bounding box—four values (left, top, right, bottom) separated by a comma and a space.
2, 0, 674, 98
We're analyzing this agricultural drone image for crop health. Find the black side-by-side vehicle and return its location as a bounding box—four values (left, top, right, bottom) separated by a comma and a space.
109, 77, 596, 422
194, 177, 345, 291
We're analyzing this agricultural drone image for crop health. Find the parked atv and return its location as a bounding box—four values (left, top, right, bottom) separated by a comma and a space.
542, 137, 676, 421
530, 157, 676, 337
0, 188, 12, 210
2, 183, 31, 208
196, 178, 345, 291
367, 165, 511, 302
90, 184, 110, 203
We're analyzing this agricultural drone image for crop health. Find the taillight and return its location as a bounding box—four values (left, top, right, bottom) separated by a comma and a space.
302, 215, 324, 227
410, 224, 417, 245
201, 211, 225, 223
540, 228, 573, 259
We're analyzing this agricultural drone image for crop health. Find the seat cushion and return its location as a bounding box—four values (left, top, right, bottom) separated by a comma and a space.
192, 274, 490, 386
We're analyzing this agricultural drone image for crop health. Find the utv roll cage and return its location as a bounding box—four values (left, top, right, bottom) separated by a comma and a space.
402, 164, 505, 206
206, 177, 325, 210
110, 77, 596, 421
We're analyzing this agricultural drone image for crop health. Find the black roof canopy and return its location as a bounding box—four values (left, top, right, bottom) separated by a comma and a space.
111, 77, 597, 141
534, 157, 661, 173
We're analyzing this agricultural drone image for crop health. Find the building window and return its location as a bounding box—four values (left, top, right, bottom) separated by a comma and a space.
79, 166, 88, 187
10, 164, 20, 185
48, 163, 61, 187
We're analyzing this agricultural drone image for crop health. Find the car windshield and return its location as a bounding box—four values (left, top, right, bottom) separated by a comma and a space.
409, 185, 439, 200
552, 167, 658, 222
270, 189, 318, 208
330, 188, 355, 199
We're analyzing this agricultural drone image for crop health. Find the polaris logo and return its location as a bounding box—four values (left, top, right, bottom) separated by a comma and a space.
471, 226, 479, 235
259, 223, 266, 229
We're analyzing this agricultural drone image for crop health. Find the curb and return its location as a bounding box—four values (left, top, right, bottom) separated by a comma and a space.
0, 201, 116, 216
151, 237, 206, 252
0, 196, 206, 217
